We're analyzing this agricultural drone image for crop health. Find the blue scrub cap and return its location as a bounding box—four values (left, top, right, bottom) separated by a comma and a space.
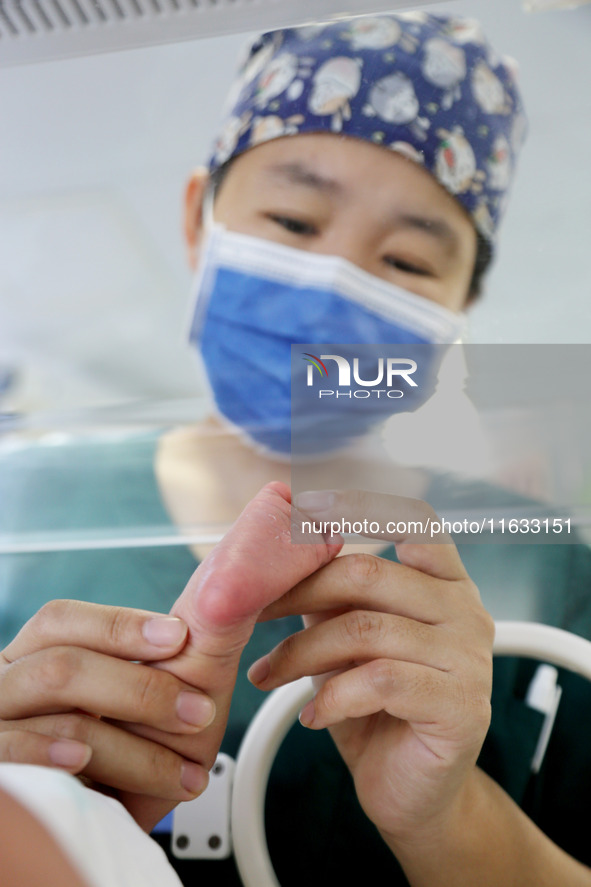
207, 13, 527, 245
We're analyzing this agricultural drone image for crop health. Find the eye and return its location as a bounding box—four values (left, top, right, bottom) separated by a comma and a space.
383, 255, 433, 277
267, 213, 318, 236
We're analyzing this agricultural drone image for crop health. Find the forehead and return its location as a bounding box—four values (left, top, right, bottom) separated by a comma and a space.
219, 132, 476, 238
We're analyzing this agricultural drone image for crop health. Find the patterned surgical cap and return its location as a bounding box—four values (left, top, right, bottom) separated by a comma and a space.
207, 13, 528, 245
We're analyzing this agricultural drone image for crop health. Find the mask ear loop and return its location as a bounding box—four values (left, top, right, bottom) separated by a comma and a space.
185, 179, 223, 350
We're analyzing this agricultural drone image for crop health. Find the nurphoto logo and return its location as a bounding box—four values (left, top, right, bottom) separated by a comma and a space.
302, 352, 418, 399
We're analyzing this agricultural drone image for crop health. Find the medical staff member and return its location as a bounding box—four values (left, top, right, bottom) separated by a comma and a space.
157, 11, 504, 530
2, 11, 591, 887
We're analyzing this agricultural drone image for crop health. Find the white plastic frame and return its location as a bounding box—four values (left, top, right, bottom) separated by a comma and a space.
0, 0, 442, 68
231, 621, 591, 887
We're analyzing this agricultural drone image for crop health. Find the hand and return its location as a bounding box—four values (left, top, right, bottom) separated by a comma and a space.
0, 601, 214, 803
0, 483, 339, 832
250, 490, 495, 848
104, 481, 343, 830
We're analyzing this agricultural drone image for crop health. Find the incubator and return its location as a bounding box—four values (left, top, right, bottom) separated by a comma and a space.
2, 0, 591, 884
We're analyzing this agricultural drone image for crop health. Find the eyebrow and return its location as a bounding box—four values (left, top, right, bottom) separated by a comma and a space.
264, 162, 461, 254
395, 213, 460, 255
265, 162, 344, 195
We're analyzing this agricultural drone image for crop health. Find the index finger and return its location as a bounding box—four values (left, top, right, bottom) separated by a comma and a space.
2, 600, 189, 664
293, 489, 468, 581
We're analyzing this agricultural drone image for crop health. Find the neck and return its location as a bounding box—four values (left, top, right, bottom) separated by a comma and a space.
155, 413, 426, 560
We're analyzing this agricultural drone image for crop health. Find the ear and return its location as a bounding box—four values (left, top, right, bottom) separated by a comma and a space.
183, 167, 210, 271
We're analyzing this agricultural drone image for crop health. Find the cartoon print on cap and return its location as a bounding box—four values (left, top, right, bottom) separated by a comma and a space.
220, 34, 284, 114
389, 141, 425, 164
342, 16, 419, 53
308, 56, 363, 132
436, 127, 477, 194
345, 16, 401, 49
212, 112, 253, 166
294, 25, 328, 41
443, 18, 484, 45
364, 73, 430, 140
250, 114, 305, 146
254, 53, 314, 107
473, 201, 495, 240
422, 38, 466, 110
207, 13, 528, 247
472, 60, 512, 114
397, 11, 428, 27
487, 135, 512, 190
240, 33, 284, 88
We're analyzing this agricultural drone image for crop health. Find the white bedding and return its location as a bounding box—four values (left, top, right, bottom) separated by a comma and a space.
0, 764, 183, 887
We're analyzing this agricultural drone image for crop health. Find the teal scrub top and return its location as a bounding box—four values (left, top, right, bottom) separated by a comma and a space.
2, 434, 591, 885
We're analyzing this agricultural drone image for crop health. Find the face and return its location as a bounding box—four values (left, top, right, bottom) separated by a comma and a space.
184, 133, 478, 313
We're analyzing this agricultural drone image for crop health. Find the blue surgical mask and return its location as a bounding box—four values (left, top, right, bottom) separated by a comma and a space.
188, 224, 464, 457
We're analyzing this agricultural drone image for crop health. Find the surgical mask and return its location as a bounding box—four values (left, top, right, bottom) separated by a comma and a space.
188, 224, 464, 457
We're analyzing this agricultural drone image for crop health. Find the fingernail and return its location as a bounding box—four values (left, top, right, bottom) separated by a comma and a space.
49, 740, 92, 769
247, 656, 270, 685
181, 762, 208, 795
177, 691, 216, 728
299, 701, 316, 728
294, 491, 336, 514
143, 617, 187, 647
